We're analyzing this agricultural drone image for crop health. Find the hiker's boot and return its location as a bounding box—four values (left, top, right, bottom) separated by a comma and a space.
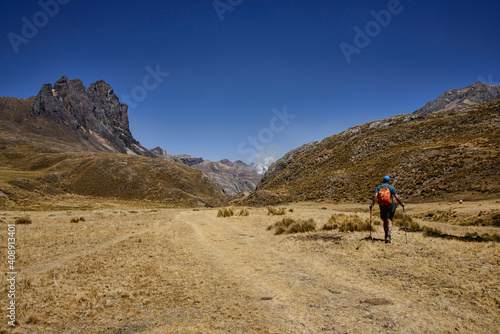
386, 232, 392, 244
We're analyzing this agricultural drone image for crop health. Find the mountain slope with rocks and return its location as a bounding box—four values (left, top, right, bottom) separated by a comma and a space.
149, 150, 262, 195
30, 76, 151, 156
413, 82, 500, 115
0, 79, 226, 207
246, 100, 500, 205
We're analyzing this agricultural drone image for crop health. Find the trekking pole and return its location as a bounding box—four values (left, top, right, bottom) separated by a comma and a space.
403, 205, 407, 244
369, 205, 372, 239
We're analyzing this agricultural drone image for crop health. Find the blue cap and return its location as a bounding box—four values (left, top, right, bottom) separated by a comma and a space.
383, 175, 390, 182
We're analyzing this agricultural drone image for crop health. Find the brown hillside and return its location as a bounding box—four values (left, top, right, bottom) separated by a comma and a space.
0, 97, 224, 208
0, 147, 224, 208
252, 100, 500, 204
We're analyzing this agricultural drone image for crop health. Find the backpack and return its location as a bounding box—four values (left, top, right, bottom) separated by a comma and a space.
378, 187, 392, 206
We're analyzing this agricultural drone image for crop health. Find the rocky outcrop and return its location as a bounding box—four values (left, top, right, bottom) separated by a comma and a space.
30, 76, 150, 156
176, 154, 205, 166
149, 147, 182, 163
413, 82, 500, 115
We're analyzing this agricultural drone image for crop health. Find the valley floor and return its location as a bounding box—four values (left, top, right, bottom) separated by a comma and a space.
0, 201, 499, 333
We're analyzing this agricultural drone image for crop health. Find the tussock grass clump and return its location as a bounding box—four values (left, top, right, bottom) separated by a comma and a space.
479, 233, 500, 242
420, 209, 500, 227
237, 209, 250, 216
393, 211, 414, 224
26, 314, 41, 325
393, 212, 424, 231
322, 213, 374, 232
462, 210, 500, 227
267, 207, 287, 216
424, 209, 457, 223
269, 217, 316, 235
15, 216, 32, 224
217, 208, 234, 218
70, 217, 85, 223
288, 219, 316, 234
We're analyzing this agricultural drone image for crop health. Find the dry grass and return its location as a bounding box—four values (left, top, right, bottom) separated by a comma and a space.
322, 213, 374, 232
266, 207, 287, 216
421, 208, 500, 227
270, 217, 316, 235
217, 208, 234, 217
237, 209, 250, 216
15, 216, 32, 224
0, 201, 498, 333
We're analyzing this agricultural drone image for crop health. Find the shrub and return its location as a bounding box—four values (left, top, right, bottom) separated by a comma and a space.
217, 208, 234, 218
70, 217, 85, 223
267, 207, 287, 216
288, 208, 294, 213
15, 216, 32, 225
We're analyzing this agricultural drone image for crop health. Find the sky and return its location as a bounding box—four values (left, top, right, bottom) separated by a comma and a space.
0, 0, 499, 166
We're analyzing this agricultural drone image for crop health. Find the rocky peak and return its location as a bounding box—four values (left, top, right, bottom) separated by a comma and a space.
30, 76, 150, 156
413, 82, 500, 115
148, 147, 181, 163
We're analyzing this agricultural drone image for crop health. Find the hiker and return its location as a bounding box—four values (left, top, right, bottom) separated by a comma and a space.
370, 175, 404, 243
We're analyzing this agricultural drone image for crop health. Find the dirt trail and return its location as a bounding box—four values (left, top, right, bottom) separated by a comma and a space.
152, 210, 430, 333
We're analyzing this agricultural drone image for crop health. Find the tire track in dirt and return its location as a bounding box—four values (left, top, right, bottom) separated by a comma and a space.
21, 218, 166, 276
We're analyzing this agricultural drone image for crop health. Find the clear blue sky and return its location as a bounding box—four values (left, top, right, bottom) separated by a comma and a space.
1, 0, 499, 164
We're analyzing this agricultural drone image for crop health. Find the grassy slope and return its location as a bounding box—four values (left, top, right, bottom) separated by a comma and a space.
0, 97, 224, 209
256, 100, 500, 204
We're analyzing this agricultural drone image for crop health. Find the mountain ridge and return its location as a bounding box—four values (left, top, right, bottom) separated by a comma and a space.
149, 148, 262, 195
413, 82, 500, 115
242, 99, 500, 206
